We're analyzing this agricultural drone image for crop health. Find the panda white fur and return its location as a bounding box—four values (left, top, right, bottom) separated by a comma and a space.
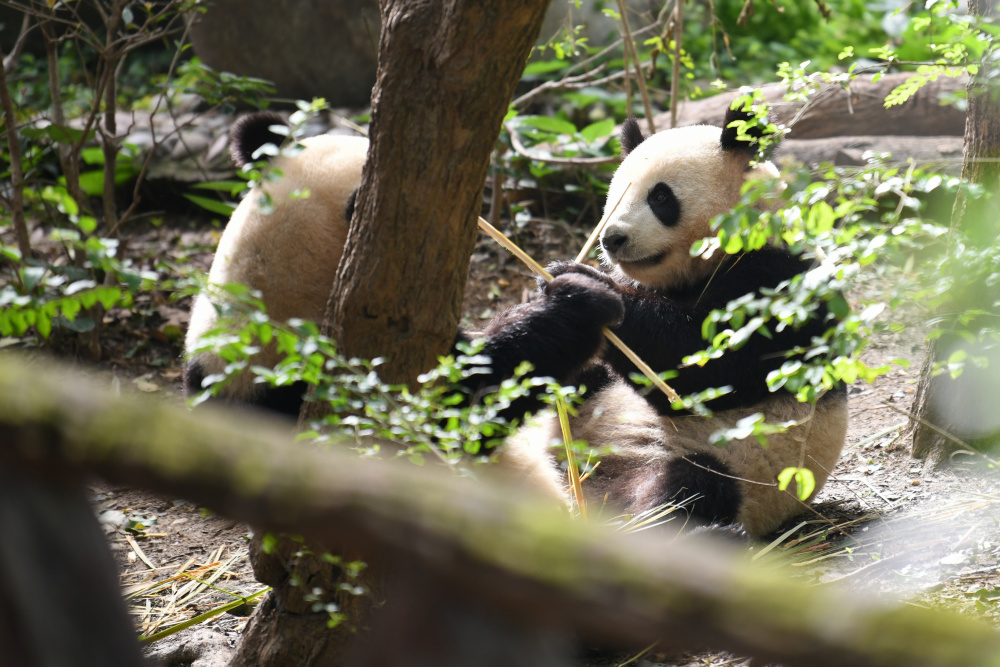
495, 106, 848, 537
183, 113, 368, 414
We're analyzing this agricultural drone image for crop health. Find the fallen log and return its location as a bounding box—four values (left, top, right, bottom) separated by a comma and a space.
2, 353, 1000, 666
780, 135, 966, 171
651, 72, 967, 139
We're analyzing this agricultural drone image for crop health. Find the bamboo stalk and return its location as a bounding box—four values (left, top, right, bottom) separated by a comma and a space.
575, 182, 631, 263
476, 217, 681, 404
556, 394, 587, 519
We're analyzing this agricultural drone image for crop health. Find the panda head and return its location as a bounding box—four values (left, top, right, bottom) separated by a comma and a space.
599, 105, 779, 290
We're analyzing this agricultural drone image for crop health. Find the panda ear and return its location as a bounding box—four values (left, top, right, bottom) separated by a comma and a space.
720, 102, 772, 157
620, 117, 646, 158
230, 112, 288, 167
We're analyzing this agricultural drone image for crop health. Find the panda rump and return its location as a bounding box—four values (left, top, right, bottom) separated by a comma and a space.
183, 113, 369, 414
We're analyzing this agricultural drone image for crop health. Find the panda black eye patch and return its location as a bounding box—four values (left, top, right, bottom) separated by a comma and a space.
647, 182, 681, 227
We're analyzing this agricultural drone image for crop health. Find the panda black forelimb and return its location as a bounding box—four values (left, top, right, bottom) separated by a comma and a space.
545, 252, 837, 414
455, 272, 624, 423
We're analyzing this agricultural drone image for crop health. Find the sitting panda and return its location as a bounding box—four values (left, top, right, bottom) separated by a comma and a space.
183, 113, 619, 419
184, 113, 368, 414
185, 106, 847, 537
498, 107, 848, 537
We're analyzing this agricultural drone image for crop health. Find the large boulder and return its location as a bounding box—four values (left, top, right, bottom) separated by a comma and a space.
188, 0, 379, 108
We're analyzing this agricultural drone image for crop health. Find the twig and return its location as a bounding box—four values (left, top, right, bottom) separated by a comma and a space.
510, 65, 607, 107
510, 23, 662, 108
815, 553, 899, 586
110, 16, 195, 238
2, 13, 33, 71
0, 39, 30, 257
139, 586, 270, 644
125, 534, 158, 570
670, 0, 684, 129
616, 0, 656, 134
506, 126, 620, 166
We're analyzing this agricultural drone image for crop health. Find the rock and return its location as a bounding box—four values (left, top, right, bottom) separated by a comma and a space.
144, 627, 234, 667
187, 0, 379, 108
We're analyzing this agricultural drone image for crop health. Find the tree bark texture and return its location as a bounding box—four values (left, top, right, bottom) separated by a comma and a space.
652, 72, 967, 141
911, 0, 1000, 461
5, 355, 1000, 667
323, 0, 551, 386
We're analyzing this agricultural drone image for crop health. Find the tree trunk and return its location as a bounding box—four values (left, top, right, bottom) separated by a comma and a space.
241, 2, 551, 665
322, 0, 551, 386
911, 0, 1000, 462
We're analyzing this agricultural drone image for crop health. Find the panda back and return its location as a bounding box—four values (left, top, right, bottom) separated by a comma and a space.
184, 133, 368, 406
214, 134, 368, 325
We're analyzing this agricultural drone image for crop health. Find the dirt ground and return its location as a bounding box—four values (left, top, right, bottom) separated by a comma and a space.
40, 212, 1000, 666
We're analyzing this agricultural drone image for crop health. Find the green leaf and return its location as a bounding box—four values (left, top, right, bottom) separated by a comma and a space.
61, 298, 81, 321
522, 59, 569, 77
778, 467, 817, 501
76, 171, 104, 197
81, 147, 106, 165
579, 119, 615, 143
519, 116, 578, 136
191, 180, 248, 193
21, 266, 45, 291
77, 216, 97, 234
22, 124, 93, 144
36, 310, 52, 338
184, 194, 237, 216
95, 286, 123, 310
828, 293, 850, 319
806, 201, 834, 233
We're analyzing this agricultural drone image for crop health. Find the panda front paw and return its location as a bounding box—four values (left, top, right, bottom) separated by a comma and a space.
543, 272, 624, 329
544, 261, 617, 288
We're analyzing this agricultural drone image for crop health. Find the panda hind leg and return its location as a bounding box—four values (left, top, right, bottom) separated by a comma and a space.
656, 452, 743, 530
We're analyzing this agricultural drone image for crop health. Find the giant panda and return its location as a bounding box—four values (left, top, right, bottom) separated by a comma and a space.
185, 106, 847, 538
183, 113, 616, 419
183, 112, 369, 414
496, 105, 849, 537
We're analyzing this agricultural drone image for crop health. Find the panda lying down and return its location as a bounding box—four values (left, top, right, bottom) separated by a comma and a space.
185, 107, 847, 538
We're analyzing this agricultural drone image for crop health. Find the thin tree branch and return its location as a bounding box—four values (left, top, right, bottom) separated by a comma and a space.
0, 40, 31, 256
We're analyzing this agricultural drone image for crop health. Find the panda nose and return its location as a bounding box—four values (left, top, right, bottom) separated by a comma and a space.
602, 232, 628, 254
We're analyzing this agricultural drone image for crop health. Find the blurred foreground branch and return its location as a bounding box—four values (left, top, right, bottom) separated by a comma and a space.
2, 354, 1000, 666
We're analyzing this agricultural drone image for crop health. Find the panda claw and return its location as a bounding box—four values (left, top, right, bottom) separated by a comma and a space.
544, 260, 616, 286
